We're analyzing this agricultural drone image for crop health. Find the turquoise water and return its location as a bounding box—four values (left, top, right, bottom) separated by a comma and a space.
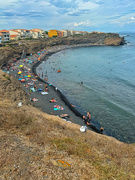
37, 33, 135, 143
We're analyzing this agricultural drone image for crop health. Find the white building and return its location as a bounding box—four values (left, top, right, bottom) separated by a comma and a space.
0, 33, 4, 43
0, 30, 10, 41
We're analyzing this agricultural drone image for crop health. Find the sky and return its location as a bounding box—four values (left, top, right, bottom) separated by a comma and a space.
0, 0, 135, 32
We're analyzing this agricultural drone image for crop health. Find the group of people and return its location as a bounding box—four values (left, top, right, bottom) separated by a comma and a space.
83, 112, 104, 132
83, 112, 91, 125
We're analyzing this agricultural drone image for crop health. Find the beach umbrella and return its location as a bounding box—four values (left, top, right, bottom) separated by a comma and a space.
18, 78, 22, 80
27, 75, 31, 77
20, 65, 23, 67
18, 71, 22, 74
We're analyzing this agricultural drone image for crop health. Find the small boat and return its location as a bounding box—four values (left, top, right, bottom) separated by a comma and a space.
57, 69, 61, 73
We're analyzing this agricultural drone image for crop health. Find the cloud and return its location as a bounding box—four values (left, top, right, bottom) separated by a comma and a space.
74, 20, 96, 27
0, 0, 135, 32
110, 13, 135, 27
0, 0, 18, 7
77, 0, 100, 10
131, 17, 135, 20
74, 22, 84, 26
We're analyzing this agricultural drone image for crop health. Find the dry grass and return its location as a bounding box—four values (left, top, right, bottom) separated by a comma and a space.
0, 70, 135, 180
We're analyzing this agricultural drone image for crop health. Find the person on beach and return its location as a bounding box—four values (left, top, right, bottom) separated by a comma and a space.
45, 85, 48, 92
42, 72, 43, 78
100, 127, 104, 132
34, 84, 36, 89
71, 104, 75, 107
50, 98, 57, 103
60, 114, 69, 118
87, 112, 91, 120
83, 115, 87, 123
55, 87, 58, 92
87, 121, 91, 126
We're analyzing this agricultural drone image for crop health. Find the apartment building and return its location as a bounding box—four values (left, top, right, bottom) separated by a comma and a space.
29, 30, 41, 39
68, 30, 75, 36
58, 31, 64, 37
0, 33, 4, 43
48, 30, 58, 37
9, 30, 21, 40
32, 29, 45, 38
0, 30, 10, 42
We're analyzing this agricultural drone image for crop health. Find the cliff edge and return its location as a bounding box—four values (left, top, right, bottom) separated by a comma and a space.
0, 70, 134, 179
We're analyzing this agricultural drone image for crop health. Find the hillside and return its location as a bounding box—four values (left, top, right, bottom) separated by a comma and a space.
0, 70, 135, 179
0, 33, 125, 66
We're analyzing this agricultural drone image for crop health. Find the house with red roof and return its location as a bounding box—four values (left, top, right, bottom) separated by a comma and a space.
9, 30, 21, 40
31, 28, 45, 38
10, 34, 20, 40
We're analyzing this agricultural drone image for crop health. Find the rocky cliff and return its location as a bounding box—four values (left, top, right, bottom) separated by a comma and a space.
0, 33, 125, 66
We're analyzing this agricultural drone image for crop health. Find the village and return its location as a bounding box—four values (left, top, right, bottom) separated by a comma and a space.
0, 28, 103, 43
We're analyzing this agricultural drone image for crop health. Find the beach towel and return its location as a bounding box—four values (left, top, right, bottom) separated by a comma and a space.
54, 108, 61, 111
54, 106, 65, 110
27, 82, 33, 85
32, 79, 38, 81
41, 92, 48, 95
31, 98, 38, 102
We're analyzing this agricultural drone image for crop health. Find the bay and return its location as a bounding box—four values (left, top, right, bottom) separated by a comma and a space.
37, 33, 135, 143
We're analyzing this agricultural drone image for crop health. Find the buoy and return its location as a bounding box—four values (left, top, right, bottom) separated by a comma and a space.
57, 70, 61, 73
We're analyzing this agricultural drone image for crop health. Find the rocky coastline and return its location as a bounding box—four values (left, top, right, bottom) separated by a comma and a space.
0, 33, 125, 66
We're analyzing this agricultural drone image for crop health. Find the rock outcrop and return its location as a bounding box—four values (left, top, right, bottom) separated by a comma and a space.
0, 33, 125, 66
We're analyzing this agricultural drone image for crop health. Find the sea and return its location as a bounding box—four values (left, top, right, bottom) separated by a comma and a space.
37, 33, 135, 143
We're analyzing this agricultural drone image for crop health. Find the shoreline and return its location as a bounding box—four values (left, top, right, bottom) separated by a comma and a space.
32, 44, 105, 133
2, 44, 113, 137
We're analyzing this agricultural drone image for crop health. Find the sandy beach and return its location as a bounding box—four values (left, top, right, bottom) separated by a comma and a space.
2, 44, 103, 133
